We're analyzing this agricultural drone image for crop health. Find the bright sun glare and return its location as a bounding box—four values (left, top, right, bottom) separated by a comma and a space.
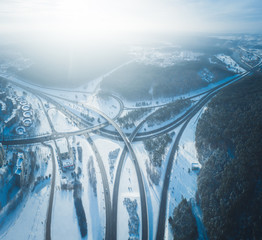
34, 0, 144, 43
0, 0, 184, 45
0, 0, 261, 43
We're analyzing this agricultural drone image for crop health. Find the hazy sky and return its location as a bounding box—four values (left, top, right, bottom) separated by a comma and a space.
0, 0, 261, 37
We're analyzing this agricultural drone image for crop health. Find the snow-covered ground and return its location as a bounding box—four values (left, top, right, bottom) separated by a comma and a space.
115, 108, 154, 134
31, 98, 52, 136
1, 83, 52, 140
48, 96, 107, 125
1, 43, 260, 240
133, 128, 180, 240
117, 154, 142, 240
68, 135, 105, 240
132, 106, 205, 240
84, 136, 107, 239
216, 54, 246, 73
52, 189, 83, 240
0, 51, 33, 74
0, 144, 52, 240
0, 56, 133, 99
85, 95, 121, 119
55, 138, 68, 153
130, 47, 203, 67
51, 137, 85, 240
48, 108, 79, 132
198, 68, 214, 83
238, 46, 262, 68
91, 135, 124, 195
43, 92, 121, 120
133, 141, 159, 240
0, 186, 50, 240
39, 139, 89, 240
165, 112, 203, 240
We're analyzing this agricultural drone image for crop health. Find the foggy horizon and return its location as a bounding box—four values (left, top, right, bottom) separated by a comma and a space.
0, 0, 261, 41
0, 0, 261, 89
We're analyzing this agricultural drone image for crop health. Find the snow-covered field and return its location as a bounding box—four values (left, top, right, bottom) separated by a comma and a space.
52, 189, 83, 240
55, 138, 68, 153
133, 128, 179, 240
49, 138, 84, 240
48, 108, 79, 132
85, 95, 121, 119
117, 154, 142, 240
130, 47, 203, 67
216, 54, 246, 73
165, 112, 203, 240
132, 107, 205, 240
91, 135, 124, 194
48, 96, 107, 125
69, 135, 105, 240
0, 186, 50, 240
43, 92, 121, 121
0, 144, 52, 240
133, 141, 160, 240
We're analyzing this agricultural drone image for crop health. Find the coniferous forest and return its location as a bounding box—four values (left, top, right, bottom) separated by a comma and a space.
195, 72, 262, 240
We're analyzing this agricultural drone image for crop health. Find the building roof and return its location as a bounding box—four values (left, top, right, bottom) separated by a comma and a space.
62, 159, 74, 168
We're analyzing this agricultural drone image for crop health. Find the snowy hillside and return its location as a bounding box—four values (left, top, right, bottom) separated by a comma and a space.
216, 54, 246, 73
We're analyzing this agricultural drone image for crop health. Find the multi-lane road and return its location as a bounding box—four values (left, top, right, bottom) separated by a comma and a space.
1, 61, 261, 240
86, 134, 112, 240
42, 143, 56, 240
